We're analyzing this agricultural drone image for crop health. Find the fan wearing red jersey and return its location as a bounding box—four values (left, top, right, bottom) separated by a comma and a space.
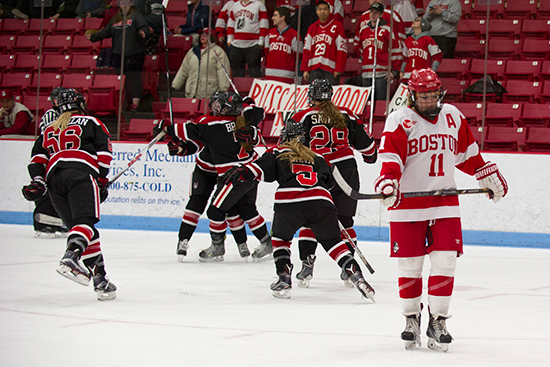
22, 89, 117, 301
265, 6, 299, 84
399, 17, 443, 81
375, 69, 508, 352
301, 0, 347, 85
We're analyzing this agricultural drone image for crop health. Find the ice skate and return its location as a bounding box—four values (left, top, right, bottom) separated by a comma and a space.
401, 314, 422, 349
340, 267, 354, 288
237, 243, 251, 260
176, 239, 189, 262
271, 264, 293, 299
347, 268, 375, 302
92, 274, 117, 301
296, 254, 316, 288
35, 226, 68, 239
56, 251, 91, 286
251, 235, 273, 262
198, 242, 225, 262
426, 314, 453, 352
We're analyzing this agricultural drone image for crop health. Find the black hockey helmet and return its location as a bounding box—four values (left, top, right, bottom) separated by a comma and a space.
279, 118, 305, 145
57, 89, 85, 114
209, 91, 243, 116
308, 79, 333, 106
50, 87, 68, 106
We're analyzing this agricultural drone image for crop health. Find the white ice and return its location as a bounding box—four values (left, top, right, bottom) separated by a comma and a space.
1, 224, 549, 367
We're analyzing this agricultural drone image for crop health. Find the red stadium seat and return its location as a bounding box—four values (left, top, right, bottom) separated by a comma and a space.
83, 17, 103, 33
12, 35, 41, 54
11, 54, 40, 73
457, 19, 487, 39
162, 98, 202, 120
520, 20, 550, 39
503, 80, 541, 103
62, 73, 94, 94
487, 39, 522, 60
484, 126, 526, 152
24, 95, 51, 122
0, 54, 16, 73
165, 0, 188, 16
470, 126, 485, 146
454, 38, 485, 59
503, 0, 538, 20
158, 36, 193, 72
28, 73, 63, 96
539, 1, 550, 20
69, 35, 95, 54
453, 102, 484, 126
42, 35, 72, 54
524, 127, 550, 152
461, 0, 473, 19
521, 39, 550, 60
53, 18, 85, 36
25, 18, 57, 36
123, 119, 159, 141
503, 60, 541, 81
519, 104, 550, 127
232, 77, 255, 97
541, 80, 550, 103
0, 19, 29, 36
42, 54, 71, 73
436, 59, 470, 79
352, 0, 371, 17
343, 17, 358, 38
342, 0, 353, 15
485, 102, 522, 126
67, 54, 98, 74
441, 78, 469, 102
2, 72, 33, 96
471, 1, 504, 20
488, 19, 521, 39
0, 35, 17, 54
467, 59, 506, 81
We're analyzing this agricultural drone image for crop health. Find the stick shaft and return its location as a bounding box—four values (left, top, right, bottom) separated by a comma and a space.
338, 221, 375, 274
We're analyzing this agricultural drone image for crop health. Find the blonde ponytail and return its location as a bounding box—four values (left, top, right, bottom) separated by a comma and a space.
278, 138, 317, 165
50, 111, 73, 132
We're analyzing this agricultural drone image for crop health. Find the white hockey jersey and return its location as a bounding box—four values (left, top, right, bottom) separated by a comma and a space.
227, 0, 269, 48
379, 104, 487, 222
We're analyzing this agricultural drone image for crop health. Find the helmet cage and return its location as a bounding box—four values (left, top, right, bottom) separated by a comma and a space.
308, 79, 333, 106
278, 118, 305, 145
208, 91, 243, 116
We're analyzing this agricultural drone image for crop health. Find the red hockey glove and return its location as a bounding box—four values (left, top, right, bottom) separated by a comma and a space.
98, 177, 109, 203
234, 126, 257, 144
475, 162, 508, 203
374, 175, 400, 208
22, 177, 47, 201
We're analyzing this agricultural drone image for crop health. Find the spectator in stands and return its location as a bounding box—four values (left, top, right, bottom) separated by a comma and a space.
174, 0, 209, 44
400, 17, 443, 81
301, 0, 347, 85
226, 0, 269, 78
289, 0, 318, 42
172, 28, 230, 99
136, 0, 164, 55
356, 2, 402, 101
425, 0, 461, 59
51, 0, 79, 19
0, 1, 29, 19
0, 89, 35, 136
76, 0, 107, 18
100, 1, 120, 28
215, 0, 237, 47
86, 0, 151, 112
265, 6, 298, 84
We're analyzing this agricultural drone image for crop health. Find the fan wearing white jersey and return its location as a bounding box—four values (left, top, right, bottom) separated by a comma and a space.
375, 68, 508, 352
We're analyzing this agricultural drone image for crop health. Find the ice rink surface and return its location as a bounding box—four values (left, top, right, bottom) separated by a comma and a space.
1, 224, 549, 367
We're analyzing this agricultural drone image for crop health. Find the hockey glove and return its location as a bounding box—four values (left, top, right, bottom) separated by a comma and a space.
374, 175, 400, 208
152, 119, 172, 140
475, 162, 508, 203
243, 97, 256, 105
98, 177, 109, 203
22, 177, 47, 201
362, 149, 378, 164
167, 137, 188, 156
234, 126, 257, 144
221, 165, 254, 185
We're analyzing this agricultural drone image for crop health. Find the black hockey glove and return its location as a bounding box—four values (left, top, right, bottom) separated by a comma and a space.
152, 119, 172, 140
98, 177, 109, 203
167, 137, 188, 156
362, 149, 378, 164
22, 177, 47, 201
243, 97, 255, 105
234, 125, 257, 144
221, 165, 254, 185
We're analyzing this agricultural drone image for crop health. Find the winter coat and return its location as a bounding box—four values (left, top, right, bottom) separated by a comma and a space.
172, 44, 231, 99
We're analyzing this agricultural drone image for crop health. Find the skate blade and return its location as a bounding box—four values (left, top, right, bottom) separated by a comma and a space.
297, 277, 311, 288
356, 283, 376, 302
403, 339, 421, 350
35, 231, 56, 239
272, 289, 291, 299
343, 278, 354, 288
251, 253, 273, 263
96, 290, 117, 301
427, 338, 449, 352
198, 256, 224, 263
56, 265, 90, 286
177, 254, 186, 262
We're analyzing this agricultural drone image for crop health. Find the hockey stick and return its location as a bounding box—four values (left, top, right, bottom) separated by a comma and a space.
368, 17, 380, 135
338, 221, 375, 274
333, 166, 493, 200
106, 130, 167, 188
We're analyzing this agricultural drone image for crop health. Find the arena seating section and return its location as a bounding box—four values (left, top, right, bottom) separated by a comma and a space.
1, 0, 549, 151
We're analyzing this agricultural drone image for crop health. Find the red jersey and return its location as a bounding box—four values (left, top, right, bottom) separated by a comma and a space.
354, 8, 406, 56
357, 18, 403, 78
301, 16, 347, 74
265, 26, 299, 84
402, 34, 443, 80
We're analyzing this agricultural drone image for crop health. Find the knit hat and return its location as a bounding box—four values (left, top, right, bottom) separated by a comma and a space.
419, 17, 432, 32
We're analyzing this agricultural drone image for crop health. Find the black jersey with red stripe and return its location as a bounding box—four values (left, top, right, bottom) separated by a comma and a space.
28, 114, 112, 181
248, 146, 335, 211
292, 105, 377, 165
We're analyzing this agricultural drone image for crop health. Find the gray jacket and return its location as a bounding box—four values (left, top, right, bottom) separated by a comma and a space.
425, 0, 462, 38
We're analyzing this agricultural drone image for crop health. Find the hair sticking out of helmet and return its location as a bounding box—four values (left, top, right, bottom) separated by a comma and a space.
279, 118, 305, 145
407, 68, 445, 119
57, 89, 85, 114
308, 79, 333, 106
208, 91, 243, 116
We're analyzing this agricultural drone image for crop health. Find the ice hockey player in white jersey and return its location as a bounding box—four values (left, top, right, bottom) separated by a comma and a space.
375, 68, 508, 352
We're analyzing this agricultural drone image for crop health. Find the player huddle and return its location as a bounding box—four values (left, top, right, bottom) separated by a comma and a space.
21, 69, 508, 353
